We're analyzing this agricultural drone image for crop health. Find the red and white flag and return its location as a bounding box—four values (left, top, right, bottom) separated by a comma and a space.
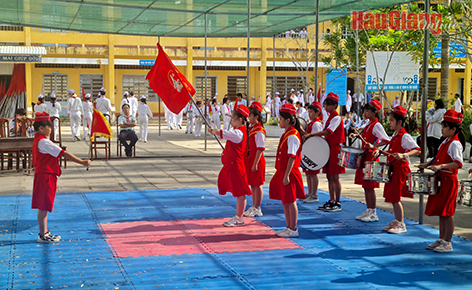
146, 43, 196, 114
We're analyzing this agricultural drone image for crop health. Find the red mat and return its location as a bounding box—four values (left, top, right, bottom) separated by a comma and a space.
101, 218, 301, 257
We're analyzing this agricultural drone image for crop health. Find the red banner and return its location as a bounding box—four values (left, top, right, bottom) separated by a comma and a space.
146, 43, 196, 114
90, 107, 113, 141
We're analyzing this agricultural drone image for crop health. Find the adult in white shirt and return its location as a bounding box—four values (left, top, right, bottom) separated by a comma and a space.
184, 100, 195, 134
290, 91, 297, 103
241, 94, 248, 106
82, 93, 93, 139
222, 97, 232, 130
249, 96, 256, 107
345, 90, 352, 113
308, 89, 315, 104
295, 102, 307, 119
95, 87, 112, 122
211, 99, 221, 129
137, 95, 153, 142
298, 89, 305, 106
34, 94, 48, 114
274, 92, 281, 117
265, 93, 273, 118
66, 89, 83, 141
163, 102, 175, 130
392, 95, 401, 108
426, 99, 446, 158
128, 92, 139, 118
299, 27, 308, 39
454, 93, 463, 113
46, 92, 62, 141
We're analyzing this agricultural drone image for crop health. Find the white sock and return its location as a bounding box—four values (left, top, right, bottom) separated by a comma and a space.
368, 208, 377, 215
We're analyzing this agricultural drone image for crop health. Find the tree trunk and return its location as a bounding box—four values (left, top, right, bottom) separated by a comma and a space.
440, 0, 450, 100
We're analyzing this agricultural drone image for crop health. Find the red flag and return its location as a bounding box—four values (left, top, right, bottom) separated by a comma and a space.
146, 43, 195, 114
317, 87, 321, 102
90, 107, 113, 141
82, 86, 86, 101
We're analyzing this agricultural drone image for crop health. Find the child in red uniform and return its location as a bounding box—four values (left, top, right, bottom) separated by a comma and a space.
382, 106, 421, 234
350, 99, 390, 222
418, 110, 464, 253
243, 102, 266, 218
309, 93, 345, 212
209, 105, 252, 227
32, 112, 91, 243
269, 104, 305, 238
302, 101, 323, 203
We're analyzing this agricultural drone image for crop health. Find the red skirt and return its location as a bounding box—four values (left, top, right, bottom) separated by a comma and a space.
425, 175, 458, 217
245, 154, 266, 186
355, 151, 379, 189
218, 162, 252, 197
269, 167, 305, 203
383, 162, 413, 203
31, 173, 57, 213
322, 144, 345, 175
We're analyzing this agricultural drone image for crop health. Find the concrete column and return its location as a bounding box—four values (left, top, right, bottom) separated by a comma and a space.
186, 38, 194, 86
24, 27, 33, 115
107, 34, 115, 109
465, 55, 471, 107
260, 39, 267, 104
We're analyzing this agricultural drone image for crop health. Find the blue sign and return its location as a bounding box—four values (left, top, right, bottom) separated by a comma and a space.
434, 41, 466, 58
139, 60, 155, 66
326, 69, 347, 106
366, 84, 419, 91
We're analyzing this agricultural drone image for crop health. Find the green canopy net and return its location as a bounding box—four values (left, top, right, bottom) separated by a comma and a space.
0, 0, 414, 37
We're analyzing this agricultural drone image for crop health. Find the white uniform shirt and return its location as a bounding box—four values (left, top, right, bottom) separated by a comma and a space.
392, 99, 401, 108
34, 103, 48, 113
95, 97, 112, 116
391, 131, 420, 164
371, 122, 391, 143
137, 103, 153, 118
82, 101, 93, 118
254, 131, 266, 150
67, 97, 83, 114
296, 107, 306, 118
38, 138, 63, 157
309, 94, 315, 104
300, 110, 309, 121
287, 135, 300, 156
222, 128, 243, 143
275, 96, 281, 107
129, 96, 139, 115
326, 115, 342, 134
222, 104, 232, 117
47, 102, 61, 117
455, 99, 463, 113
308, 121, 323, 133
438, 138, 463, 167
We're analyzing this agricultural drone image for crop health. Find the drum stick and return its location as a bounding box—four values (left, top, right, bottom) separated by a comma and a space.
469, 173, 472, 180
353, 128, 368, 145
378, 149, 407, 162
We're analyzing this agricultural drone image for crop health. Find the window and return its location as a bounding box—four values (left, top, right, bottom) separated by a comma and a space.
419, 77, 438, 98
266, 76, 304, 96
43, 74, 68, 101
80, 74, 104, 102
227, 76, 247, 101
195, 76, 217, 100
122, 75, 158, 102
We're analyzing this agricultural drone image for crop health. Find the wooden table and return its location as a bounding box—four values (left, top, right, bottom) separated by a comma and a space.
0, 137, 34, 173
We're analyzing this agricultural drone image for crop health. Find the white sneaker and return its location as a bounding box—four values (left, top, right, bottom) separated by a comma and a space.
356, 210, 370, 220
361, 213, 379, 222
243, 206, 256, 217
278, 228, 299, 238
304, 195, 320, 203
388, 222, 407, 234
275, 227, 289, 237
222, 216, 245, 227
253, 207, 263, 217
383, 220, 399, 231
426, 239, 445, 250
434, 241, 453, 253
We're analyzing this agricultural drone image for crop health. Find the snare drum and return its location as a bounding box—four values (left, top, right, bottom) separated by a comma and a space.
406, 172, 441, 195
338, 147, 364, 169
300, 136, 330, 171
187, 111, 194, 119
363, 161, 391, 183
298, 118, 307, 131
458, 180, 472, 207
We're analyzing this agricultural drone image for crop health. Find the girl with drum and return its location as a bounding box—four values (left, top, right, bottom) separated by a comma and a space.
243, 102, 266, 218
418, 110, 465, 253
350, 99, 390, 223
382, 106, 421, 234
301, 101, 323, 203
309, 92, 345, 212
208, 105, 252, 227
269, 104, 306, 237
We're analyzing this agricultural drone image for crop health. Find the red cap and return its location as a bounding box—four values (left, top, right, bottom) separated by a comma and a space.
310, 101, 322, 112
280, 103, 296, 115
443, 110, 463, 124
326, 92, 339, 102
368, 99, 382, 111
392, 106, 407, 117
34, 112, 51, 122
236, 105, 249, 118
250, 101, 263, 112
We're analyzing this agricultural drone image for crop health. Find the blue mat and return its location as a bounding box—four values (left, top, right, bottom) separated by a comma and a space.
1, 187, 472, 289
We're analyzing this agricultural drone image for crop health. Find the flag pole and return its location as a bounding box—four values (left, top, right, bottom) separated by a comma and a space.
188, 93, 224, 150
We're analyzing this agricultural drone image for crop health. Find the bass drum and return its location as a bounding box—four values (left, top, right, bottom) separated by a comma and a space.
298, 118, 307, 131
300, 136, 330, 171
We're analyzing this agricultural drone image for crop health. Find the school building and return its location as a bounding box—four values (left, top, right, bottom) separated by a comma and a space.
0, 24, 470, 115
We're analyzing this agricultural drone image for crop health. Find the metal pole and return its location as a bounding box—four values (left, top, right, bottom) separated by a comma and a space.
314, 0, 319, 106
273, 36, 275, 96
247, 0, 251, 100
158, 36, 161, 136
419, 0, 431, 225
204, 13, 208, 151
189, 93, 224, 149
356, 28, 360, 117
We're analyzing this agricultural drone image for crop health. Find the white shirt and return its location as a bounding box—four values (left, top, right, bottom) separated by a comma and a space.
455, 99, 462, 113
38, 138, 63, 157
254, 131, 266, 149
240, 99, 247, 106
392, 99, 401, 108
299, 30, 308, 38
275, 97, 281, 107
287, 135, 300, 156
82, 101, 93, 117
222, 128, 243, 143
47, 102, 61, 117
309, 94, 315, 104
308, 120, 323, 133
129, 96, 139, 114
137, 103, 153, 118
296, 107, 306, 118
95, 97, 112, 115
34, 103, 48, 113
426, 108, 446, 139
326, 115, 342, 134
222, 104, 232, 118
438, 138, 463, 166
300, 110, 309, 121
392, 131, 419, 164
67, 97, 83, 114
371, 122, 391, 143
